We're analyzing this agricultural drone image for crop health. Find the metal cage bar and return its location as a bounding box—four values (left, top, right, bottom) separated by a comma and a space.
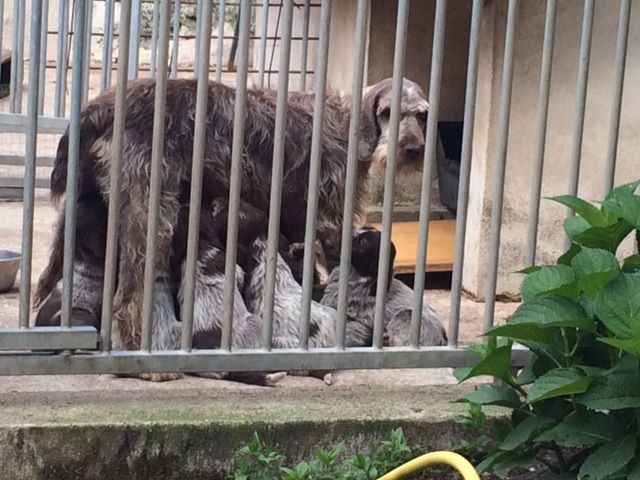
171, 0, 182, 78
256, 0, 270, 87
262, 0, 294, 350
150, 0, 161, 76
298, 0, 311, 91
17, 0, 45, 328
335, 0, 370, 349
448, 0, 482, 346
603, 0, 631, 194
82, 0, 93, 104
566, 0, 594, 221
525, 0, 557, 267
299, 0, 332, 349
101, 0, 116, 90
221, 0, 252, 350
54, 0, 70, 117
128, 0, 142, 79
215, 0, 227, 82
181, 0, 213, 351
100, 0, 133, 352
9, 0, 26, 113
60, 0, 88, 328
372, 0, 411, 350
140, 0, 172, 351
482, 0, 519, 333
37, 0, 50, 115
409, 0, 447, 348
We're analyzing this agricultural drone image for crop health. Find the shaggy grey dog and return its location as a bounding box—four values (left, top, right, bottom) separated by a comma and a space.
34, 77, 430, 358
320, 227, 447, 347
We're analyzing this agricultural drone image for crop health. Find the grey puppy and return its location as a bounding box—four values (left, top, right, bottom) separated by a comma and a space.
321, 227, 447, 347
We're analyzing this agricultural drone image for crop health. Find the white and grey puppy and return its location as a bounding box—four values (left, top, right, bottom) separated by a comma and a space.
172, 199, 286, 386
320, 227, 447, 347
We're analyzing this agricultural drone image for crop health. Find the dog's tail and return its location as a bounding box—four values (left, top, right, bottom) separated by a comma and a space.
50, 101, 114, 205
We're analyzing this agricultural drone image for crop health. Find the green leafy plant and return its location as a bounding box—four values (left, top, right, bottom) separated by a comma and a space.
233, 428, 418, 479
457, 181, 640, 479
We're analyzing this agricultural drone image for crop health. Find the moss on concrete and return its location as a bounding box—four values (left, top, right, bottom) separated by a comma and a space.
0, 384, 503, 479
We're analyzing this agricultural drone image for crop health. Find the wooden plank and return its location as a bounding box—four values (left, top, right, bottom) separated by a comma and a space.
371, 220, 456, 274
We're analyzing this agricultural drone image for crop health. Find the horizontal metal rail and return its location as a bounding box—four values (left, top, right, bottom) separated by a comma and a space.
0, 347, 532, 375
0, 327, 98, 351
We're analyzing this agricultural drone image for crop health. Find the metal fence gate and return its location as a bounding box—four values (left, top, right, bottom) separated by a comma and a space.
0, 0, 636, 376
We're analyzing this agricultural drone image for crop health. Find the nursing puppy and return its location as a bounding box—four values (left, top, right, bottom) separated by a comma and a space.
321, 227, 447, 347
172, 199, 286, 386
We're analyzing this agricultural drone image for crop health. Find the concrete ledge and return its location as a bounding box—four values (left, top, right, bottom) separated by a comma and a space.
0, 383, 500, 479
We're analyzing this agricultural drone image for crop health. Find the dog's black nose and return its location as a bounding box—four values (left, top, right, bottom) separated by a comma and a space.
404, 144, 423, 160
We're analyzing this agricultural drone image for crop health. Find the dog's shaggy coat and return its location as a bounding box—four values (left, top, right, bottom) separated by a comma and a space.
35, 77, 429, 355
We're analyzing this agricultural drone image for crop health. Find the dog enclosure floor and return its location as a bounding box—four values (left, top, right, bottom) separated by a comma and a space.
370, 220, 455, 274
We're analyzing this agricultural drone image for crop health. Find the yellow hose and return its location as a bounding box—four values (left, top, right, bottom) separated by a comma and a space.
378, 451, 481, 480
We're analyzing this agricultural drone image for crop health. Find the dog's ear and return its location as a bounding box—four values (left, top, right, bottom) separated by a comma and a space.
359, 79, 392, 162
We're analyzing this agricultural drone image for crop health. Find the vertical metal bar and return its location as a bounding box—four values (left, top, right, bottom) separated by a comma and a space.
181, 0, 212, 350
150, 0, 160, 76
221, 0, 251, 350
17, 0, 44, 329
298, 0, 311, 91
194, 0, 202, 77
371, 0, 411, 349
9, 0, 26, 113
335, 0, 370, 349
524, 0, 556, 267
128, 0, 141, 79
408, 0, 446, 348
60, 0, 87, 328
566, 0, 594, 222
603, 0, 631, 194
82, 0, 94, 104
299, 0, 331, 349
37, 0, 50, 115
448, 0, 482, 346
482, 0, 519, 333
215, 0, 226, 82
256, 0, 270, 88
0, 0, 4, 59
262, 0, 294, 350
170, 0, 181, 78
101, 0, 133, 352
101, 0, 115, 90
140, 0, 171, 351
54, 0, 70, 117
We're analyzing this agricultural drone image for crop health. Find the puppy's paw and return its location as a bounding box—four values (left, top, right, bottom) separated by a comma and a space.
323, 372, 335, 386
264, 371, 287, 387
191, 372, 227, 380
137, 372, 184, 382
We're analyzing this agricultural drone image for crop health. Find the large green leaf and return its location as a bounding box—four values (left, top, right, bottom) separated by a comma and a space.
535, 410, 622, 447
499, 416, 554, 451
578, 372, 640, 410
550, 195, 609, 226
526, 367, 592, 403
571, 248, 620, 298
503, 296, 594, 331
623, 254, 640, 273
578, 435, 636, 480
558, 243, 582, 266
602, 181, 640, 229
459, 385, 523, 408
485, 324, 559, 346
565, 217, 634, 253
521, 265, 579, 301
455, 346, 514, 385
599, 336, 640, 356
593, 273, 640, 338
